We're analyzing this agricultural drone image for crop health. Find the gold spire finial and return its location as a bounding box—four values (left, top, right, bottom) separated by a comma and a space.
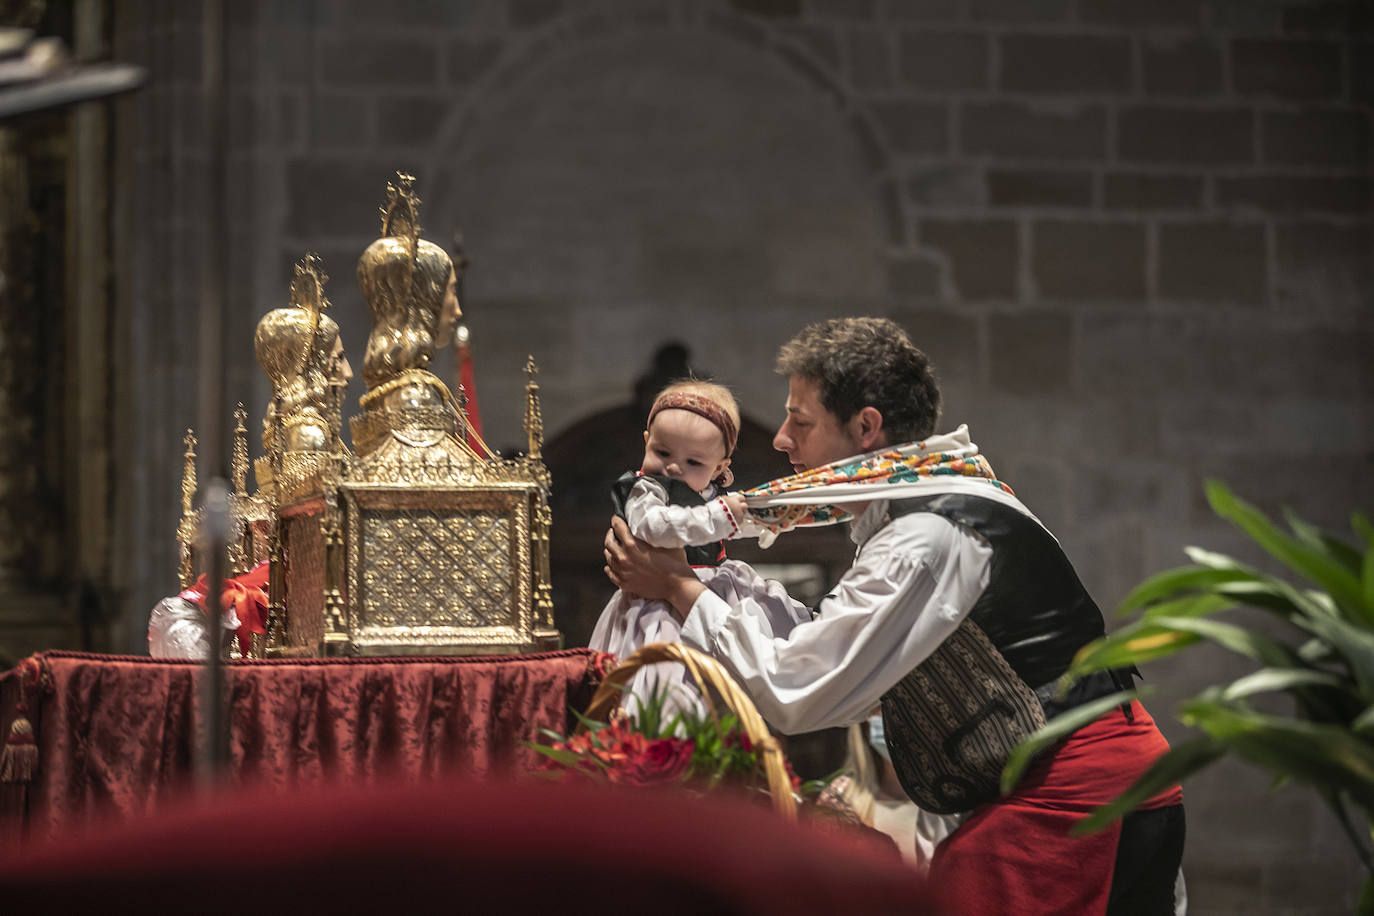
524, 355, 543, 461
289, 251, 330, 347
181, 429, 197, 516
232, 404, 249, 495
380, 171, 421, 259
179, 429, 198, 588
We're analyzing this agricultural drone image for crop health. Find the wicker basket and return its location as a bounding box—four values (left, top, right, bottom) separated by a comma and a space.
583, 642, 798, 821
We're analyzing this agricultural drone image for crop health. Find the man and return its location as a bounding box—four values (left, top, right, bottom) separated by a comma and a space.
604, 317, 1184, 915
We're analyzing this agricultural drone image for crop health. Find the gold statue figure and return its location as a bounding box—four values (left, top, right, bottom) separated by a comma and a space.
255, 253, 350, 456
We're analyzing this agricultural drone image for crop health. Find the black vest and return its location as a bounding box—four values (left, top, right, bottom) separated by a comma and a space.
610, 472, 725, 567
876, 492, 1132, 814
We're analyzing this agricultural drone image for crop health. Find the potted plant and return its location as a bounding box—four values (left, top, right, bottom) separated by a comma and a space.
1002, 480, 1374, 907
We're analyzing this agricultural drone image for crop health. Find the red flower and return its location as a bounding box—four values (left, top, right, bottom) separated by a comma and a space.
608, 735, 696, 787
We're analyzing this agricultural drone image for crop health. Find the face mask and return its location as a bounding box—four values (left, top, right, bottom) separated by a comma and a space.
868, 713, 890, 763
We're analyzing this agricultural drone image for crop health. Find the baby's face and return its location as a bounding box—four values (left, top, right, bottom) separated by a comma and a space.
641, 409, 730, 493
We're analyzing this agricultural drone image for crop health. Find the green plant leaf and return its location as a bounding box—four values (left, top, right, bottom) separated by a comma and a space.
1185, 547, 1339, 621
1118, 564, 1254, 615
1181, 701, 1374, 812
1352, 706, 1374, 735
1072, 735, 1226, 835
1068, 628, 1199, 677
1219, 667, 1345, 703
1352, 513, 1374, 550
1138, 592, 1235, 622
1001, 690, 1142, 793
525, 743, 605, 770
1147, 614, 1299, 668
1287, 508, 1365, 575
1206, 480, 1371, 625
1320, 788, 1374, 876
1290, 612, 1374, 701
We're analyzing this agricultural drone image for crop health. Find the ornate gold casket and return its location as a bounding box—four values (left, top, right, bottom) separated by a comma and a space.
184, 173, 559, 658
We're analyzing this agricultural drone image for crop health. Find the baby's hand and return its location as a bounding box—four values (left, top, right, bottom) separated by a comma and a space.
723, 491, 749, 522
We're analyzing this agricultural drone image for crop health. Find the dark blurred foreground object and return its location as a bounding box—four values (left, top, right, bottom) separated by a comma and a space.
0, 776, 948, 915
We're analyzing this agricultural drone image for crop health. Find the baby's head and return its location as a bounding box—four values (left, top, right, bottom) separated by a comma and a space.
641, 380, 741, 493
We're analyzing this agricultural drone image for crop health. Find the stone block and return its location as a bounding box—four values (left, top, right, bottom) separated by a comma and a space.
886, 255, 945, 299
868, 99, 948, 155
1077, 313, 1188, 397
1117, 106, 1254, 164
309, 94, 374, 148
890, 307, 980, 384
1141, 35, 1223, 97
1282, 2, 1374, 35
1157, 221, 1267, 304
318, 36, 439, 86
804, 0, 877, 18
882, 0, 965, 21
1033, 220, 1146, 300
445, 38, 504, 86
961, 101, 1107, 161
998, 34, 1132, 94
987, 169, 1093, 208
376, 95, 453, 147
969, 0, 1072, 22
1275, 221, 1374, 317
1003, 459, 1070, 538
1354, 40, 1374, 104
510, 0, 565, 28
285, 157, 401, 239
897, 31, 989, 91
1215, 175, 1372, 216
1232, 38, 1344, 100
315, 0, 473, 26
987, 312, 1073, 394
920, 218, 1019, 300
1077, 0, 1204, 27
907, 162, 982, 208
1102, 173, 1204, 210
778, 24, 842, 67
848, 28, 894, 89
1261, 108, 1372, 167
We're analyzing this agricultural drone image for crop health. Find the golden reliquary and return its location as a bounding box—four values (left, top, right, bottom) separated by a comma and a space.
180, 173, 559, 658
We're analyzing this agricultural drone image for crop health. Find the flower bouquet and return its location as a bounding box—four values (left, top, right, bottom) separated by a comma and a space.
531, 643, 803, 818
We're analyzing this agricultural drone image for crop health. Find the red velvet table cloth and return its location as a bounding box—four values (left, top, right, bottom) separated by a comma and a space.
0, 649, 605, 844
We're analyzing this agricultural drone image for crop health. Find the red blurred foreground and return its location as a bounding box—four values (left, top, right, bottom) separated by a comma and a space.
0, 775, 949, 915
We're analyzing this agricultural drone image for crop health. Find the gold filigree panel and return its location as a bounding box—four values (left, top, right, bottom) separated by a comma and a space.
359, 507, 513, 629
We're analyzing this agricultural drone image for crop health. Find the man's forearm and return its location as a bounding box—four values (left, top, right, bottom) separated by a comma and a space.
665, 575, 708, 621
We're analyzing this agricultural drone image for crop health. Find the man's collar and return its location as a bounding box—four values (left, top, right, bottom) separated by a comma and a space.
849, 499, 891, 547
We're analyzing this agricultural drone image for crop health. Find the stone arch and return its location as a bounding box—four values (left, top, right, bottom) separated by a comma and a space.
423, 4, 909, 251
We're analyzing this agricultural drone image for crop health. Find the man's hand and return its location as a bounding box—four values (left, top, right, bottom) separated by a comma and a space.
604, 516, 707, 619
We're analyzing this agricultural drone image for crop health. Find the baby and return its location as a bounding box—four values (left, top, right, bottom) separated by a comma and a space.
588, 380, 808, 722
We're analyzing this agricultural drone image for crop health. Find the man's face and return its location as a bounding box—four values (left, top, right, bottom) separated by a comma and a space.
772, 376, 860, 473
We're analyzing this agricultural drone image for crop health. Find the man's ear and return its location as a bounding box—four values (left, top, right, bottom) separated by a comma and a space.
850, 406, 886, 451
643, 429, 650, 444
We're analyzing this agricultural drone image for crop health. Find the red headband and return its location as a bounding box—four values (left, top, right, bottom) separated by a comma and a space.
648, 391, 738, 456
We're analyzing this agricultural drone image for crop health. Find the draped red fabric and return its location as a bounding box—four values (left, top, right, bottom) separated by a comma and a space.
0, 776, 945, 915
0, 649, 603, 844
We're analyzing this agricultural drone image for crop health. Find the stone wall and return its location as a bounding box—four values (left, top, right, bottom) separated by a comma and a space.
110, 1, 1371, 911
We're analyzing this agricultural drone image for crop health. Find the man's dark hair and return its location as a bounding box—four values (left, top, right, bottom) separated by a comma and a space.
775, 317, 941, 442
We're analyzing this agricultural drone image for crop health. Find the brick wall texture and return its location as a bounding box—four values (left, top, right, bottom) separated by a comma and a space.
112, 2, 1372, 911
